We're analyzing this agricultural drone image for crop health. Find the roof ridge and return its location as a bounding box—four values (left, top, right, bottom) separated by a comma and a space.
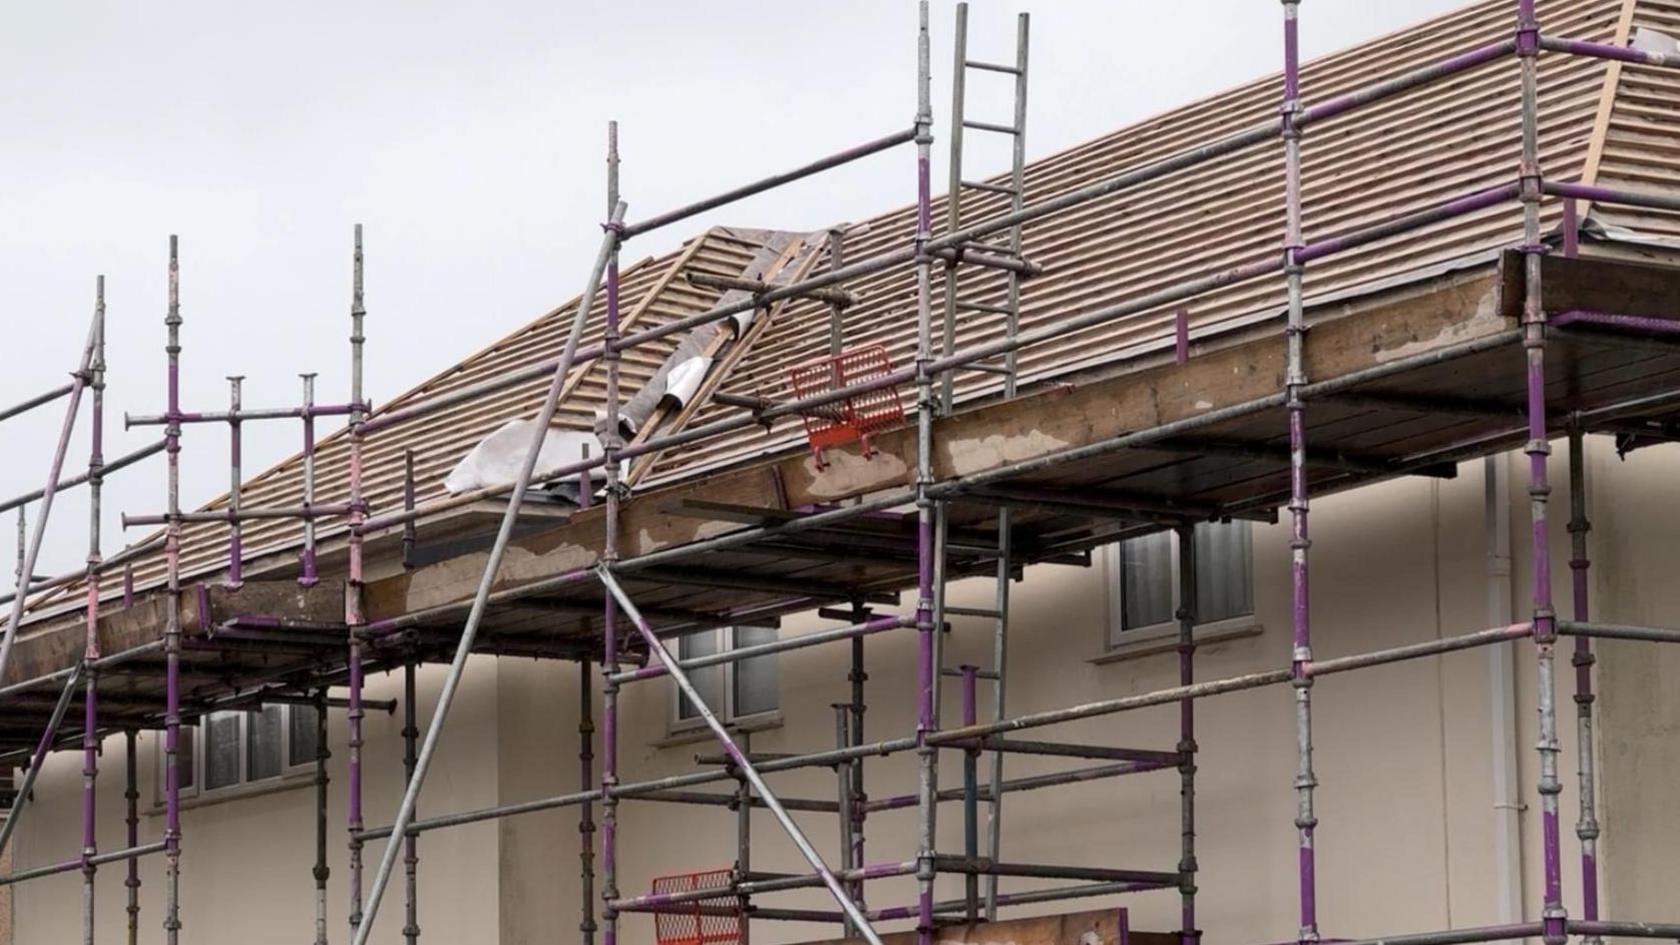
623, 231, 829, 488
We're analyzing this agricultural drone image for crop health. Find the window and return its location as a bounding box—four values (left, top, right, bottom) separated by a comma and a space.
1110, 521, 1253, 647
674, 626, 779, 728
158, 703, 318, 801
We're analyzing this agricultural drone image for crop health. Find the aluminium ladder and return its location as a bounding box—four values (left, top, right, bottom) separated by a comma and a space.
936, 2, 1030, 924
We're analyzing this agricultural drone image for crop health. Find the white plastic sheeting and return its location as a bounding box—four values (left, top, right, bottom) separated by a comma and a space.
662, 355, 712, 408
1633, 26, 1680, 58
443, 420, 613, 497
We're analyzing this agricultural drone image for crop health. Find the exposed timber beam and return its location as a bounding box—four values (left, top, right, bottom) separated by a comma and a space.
1155, 436, 1459, 479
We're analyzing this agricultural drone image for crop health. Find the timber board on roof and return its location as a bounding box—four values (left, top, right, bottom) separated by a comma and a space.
638, 0, 1627, 485
1590, 0, 1680, 240
13, 249, 1680, 727
21, 228, 782, 618
19, 0, 1680, 632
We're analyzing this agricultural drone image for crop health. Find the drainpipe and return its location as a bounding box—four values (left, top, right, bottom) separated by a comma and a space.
1486, 455, 1524, 926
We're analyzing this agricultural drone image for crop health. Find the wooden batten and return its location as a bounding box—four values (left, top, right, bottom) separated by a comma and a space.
796, 908, 1177, 945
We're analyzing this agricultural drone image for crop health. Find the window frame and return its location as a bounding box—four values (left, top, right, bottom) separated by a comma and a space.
157, 703, 318, 805
670, 625, 781, 733
1104, 522, 1259, 656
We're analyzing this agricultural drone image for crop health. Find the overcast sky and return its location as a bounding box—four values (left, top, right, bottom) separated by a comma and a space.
1, 0, 1469, 578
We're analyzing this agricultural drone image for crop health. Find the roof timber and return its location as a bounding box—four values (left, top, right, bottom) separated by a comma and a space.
2, 256, 1675, 749
25, 0, 1667, 635
12, 251, 1680, 725
343, 251, 1680, 625
16, 0, 1680, 746
796, 907, 1176, 945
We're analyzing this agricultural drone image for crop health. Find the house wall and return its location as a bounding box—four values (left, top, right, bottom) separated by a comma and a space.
14, 439, 1680, 944
1589, 441, 1680, 927
9, 660, 503, 945
491, 444, 1608, 945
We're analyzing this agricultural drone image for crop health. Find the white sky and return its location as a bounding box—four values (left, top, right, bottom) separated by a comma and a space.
1, 0, 1470, 577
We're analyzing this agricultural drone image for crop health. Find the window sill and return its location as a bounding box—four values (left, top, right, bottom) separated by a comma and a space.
148, 767, 316, 816
1091, 617, 1263, 665
656, 711, 784, 749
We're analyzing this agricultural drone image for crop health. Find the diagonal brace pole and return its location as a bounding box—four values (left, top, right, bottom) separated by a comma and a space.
349, 200, 626, 945
0, 311, 101, 687
0, 663, 85, 857
596, 566, 886, 945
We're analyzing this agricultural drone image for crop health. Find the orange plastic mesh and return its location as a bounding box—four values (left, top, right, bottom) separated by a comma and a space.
650, 869, 741, 945
786, 344, 905, 465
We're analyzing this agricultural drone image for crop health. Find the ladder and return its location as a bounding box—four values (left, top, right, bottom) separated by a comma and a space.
940, 2, 1030, 411
936, 3, 1029, 924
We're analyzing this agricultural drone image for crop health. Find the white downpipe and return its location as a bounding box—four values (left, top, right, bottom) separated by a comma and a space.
1486, 454, 1525, 925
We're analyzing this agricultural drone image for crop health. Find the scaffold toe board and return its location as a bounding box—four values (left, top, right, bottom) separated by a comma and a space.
797, 908, 1175, 945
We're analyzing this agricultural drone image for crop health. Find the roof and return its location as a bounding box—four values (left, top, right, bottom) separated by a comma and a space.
23, 0, 1680, 623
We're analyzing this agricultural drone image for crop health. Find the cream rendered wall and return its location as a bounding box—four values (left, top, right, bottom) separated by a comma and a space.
492, 444, 1636, 945
11, 659, 503, 944
15, 439, 1671, 944
1588, 440, 1680, 927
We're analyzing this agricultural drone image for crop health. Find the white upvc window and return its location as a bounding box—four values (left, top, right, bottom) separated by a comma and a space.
157, 703, 319, 802
672, 626, 779, 730
1108, 521, 1254, 648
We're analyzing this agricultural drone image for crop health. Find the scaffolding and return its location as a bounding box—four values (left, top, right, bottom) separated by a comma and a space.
5, 2, 1680, 944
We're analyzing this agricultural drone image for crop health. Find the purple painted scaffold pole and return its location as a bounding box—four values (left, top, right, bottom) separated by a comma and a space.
1517, 2, 1567, 942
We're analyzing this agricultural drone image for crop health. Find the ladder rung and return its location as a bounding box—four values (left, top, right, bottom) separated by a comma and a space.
965, 59, 1023, 76
953, 298, 1013, 315
940, 667, 1002, 680
961, 179, 1020, 196
946, 605, 1003, 618
962, 119, 1021, 136
966, 364, 1015, 376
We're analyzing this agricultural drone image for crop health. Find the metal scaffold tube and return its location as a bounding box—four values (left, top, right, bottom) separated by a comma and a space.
351, 27, 1514, 494
300, 372, 319, 586
1567, 428, 1601, 945
161, 236, 185, 945
0, 666, 85, 859
18, 7, 1680, 944
1280, 4, 1319, 944
227, 376, 244, 585
849, 605, 869, 919
984, 504, 1011, 922
601, 119, 624, 945
578, 658, 597, 945
357, 619, 1542, 841
960, 667, 980, 922
736, 732, 753, 945
347, 225, 369, 939
1176, 523, 1200, 945
833, 705, 857, 939
313, 688, 331, 945
1515, 2, 1566, 943
620, 127, 916, 240
1003, 11, 1029, 398
938, 1, 967, 415
0, 296, 101, 690
346, 632, 365, 935
612, 614, 912, 684
912, 4, 939, 942
402, 663, 421, 945
596, 568, 886, 945
347, 200, 625, 945
81, 275, 106, 945
0, 382, 76, 426
124, 730, 140, 945
0, 440, 166, 519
